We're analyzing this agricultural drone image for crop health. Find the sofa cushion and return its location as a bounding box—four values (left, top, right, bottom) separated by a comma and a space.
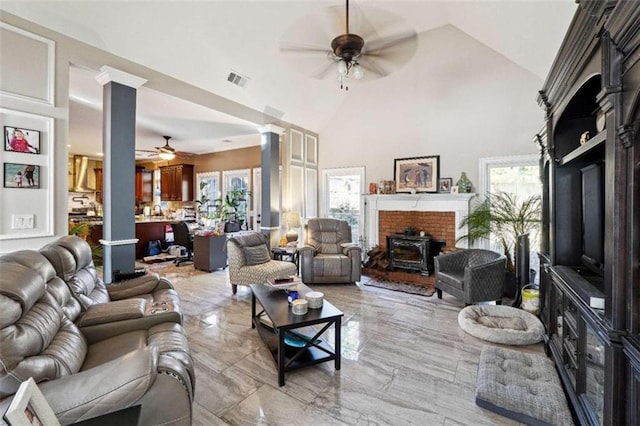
313, 254, 351, 277
244, 245, 271, 266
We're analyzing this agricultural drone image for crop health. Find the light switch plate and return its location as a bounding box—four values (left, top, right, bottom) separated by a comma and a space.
12, 214, 34, 229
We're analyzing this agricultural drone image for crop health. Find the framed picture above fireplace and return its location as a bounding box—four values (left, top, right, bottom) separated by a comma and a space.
394, 155, 439, 193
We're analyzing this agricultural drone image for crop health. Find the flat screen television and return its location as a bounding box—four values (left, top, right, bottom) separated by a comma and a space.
581, 162, 604, 276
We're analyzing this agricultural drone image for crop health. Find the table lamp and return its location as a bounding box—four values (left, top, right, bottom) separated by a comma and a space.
285, 212, 301, 243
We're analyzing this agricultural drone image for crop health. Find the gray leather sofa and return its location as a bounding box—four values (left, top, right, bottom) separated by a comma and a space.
299, 218, 361, 284
41, 235, 181, 315
0, 248, 194, 425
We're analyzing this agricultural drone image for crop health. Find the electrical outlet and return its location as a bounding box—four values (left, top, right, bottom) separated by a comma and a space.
11, 214, 34, 229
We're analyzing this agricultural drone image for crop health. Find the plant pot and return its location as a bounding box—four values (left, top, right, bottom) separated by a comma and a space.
503, 270, 517, 299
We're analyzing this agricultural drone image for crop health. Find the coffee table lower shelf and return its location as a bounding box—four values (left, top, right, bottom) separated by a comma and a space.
253, 319, 339, 385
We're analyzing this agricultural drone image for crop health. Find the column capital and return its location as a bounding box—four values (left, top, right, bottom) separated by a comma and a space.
96, 66, 147, 88
258, 124, 286, 136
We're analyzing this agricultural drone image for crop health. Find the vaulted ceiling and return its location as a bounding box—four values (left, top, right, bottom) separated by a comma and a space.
0, 1, 577, 157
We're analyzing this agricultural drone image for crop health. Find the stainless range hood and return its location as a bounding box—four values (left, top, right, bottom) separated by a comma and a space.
72, 155, 96, 192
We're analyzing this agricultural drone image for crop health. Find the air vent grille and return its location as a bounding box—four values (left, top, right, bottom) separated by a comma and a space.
227, 71, 249, 87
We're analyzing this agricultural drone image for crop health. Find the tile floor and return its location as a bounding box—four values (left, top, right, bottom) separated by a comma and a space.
170, 269, 543, 425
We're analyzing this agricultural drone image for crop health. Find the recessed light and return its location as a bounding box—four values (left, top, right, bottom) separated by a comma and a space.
223, 139, 233, 143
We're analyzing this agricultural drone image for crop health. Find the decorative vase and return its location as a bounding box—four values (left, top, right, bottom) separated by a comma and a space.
456, 172, 473, 193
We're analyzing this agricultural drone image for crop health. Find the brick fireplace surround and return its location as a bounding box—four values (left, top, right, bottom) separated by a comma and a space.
362, 194, 476, 287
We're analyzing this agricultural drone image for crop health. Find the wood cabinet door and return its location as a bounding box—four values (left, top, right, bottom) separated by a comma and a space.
136, 169, 153, 202
160, 167, 175, 200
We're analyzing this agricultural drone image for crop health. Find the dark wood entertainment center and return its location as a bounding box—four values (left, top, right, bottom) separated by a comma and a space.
536, 2, 639, 424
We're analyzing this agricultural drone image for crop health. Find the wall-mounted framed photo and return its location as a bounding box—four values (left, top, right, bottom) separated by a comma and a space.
4, 163, 40, 188
438, 177, 453, 193
4, 126, 40, 154
394, 155, 439, 193
3, 378, 60, 426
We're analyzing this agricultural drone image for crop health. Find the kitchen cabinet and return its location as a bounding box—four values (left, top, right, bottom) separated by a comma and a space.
160, 164, 194, 201
135, 167, 153, 203
94, 167, 152, 204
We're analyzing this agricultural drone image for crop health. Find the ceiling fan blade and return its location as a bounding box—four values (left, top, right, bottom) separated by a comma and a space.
363, 30, 418, 55
345, 1, 380, 42
311, 60, 337, 80
279, 41, 330, 55
357, 56, 390, 78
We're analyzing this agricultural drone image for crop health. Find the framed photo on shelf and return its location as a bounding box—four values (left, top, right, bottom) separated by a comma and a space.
394, 155, 439, 193
4, 126, 40, 154
4, 163, 40, 189
438, 178, 452, 193
3, 378, 60, 426
451, 185, 459, 194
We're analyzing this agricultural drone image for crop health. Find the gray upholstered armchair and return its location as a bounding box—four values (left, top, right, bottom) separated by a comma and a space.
434, 249, 506, 305
299, 218, 361, 284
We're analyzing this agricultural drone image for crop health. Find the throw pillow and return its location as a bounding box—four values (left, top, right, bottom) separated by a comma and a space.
244, 245, 271, 266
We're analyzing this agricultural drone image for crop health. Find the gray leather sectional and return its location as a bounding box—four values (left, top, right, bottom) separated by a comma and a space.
0, 236, 194, 425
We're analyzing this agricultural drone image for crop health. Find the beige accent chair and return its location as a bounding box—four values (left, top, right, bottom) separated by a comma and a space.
226, 232, 297, 294
299, 218, 361, 284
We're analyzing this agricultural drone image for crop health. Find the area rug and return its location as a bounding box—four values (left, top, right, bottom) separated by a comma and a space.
360, 275, 435, 297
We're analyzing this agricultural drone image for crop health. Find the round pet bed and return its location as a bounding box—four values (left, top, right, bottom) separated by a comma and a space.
458, 305, 544, 345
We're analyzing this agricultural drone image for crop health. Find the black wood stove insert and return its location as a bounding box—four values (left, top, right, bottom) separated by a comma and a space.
387, 234, 446, 276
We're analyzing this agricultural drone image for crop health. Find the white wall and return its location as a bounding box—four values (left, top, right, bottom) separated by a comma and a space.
319, 25, 544, 191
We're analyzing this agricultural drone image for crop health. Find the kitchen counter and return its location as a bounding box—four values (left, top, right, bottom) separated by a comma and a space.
69, 216, 192, 225
82, 219, 181, 260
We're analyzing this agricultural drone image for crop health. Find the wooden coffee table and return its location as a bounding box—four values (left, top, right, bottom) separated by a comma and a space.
250, 283, 343, 386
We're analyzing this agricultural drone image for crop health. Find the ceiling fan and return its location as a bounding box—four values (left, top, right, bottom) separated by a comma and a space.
280, 0, 417, 90
136, 136, 193, 161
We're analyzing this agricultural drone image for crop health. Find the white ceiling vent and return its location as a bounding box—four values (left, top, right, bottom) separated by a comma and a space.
227, 71, 249, 87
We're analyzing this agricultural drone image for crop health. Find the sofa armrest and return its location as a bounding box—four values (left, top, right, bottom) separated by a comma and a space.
298, 245, 317, 257
342, 244, 361, 257
76, 299, 146, 327
107, 273, 172, 300
37, 347, 158, 425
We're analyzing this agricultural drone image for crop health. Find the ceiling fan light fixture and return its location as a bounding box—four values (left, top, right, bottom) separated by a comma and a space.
158, 151, 175, 160
353, 63, 364, 80
337, 60, 348, 75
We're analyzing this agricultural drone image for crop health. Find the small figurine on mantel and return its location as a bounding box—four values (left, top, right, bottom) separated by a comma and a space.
456, 172, 473, 193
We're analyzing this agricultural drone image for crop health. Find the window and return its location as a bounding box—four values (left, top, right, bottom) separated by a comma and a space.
196, 171, 220, 217
321, 167, 365, 243
222, 169, 250, 226
479, 154, 541, 282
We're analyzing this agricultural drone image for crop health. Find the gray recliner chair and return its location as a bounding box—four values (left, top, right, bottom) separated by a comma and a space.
434, 249, 506, 305
0, 251, 194, 425
299, 218, 361, 284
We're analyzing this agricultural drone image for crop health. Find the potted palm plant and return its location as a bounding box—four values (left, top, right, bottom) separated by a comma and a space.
457, 191, 541, 274
216, 188, 249, 231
